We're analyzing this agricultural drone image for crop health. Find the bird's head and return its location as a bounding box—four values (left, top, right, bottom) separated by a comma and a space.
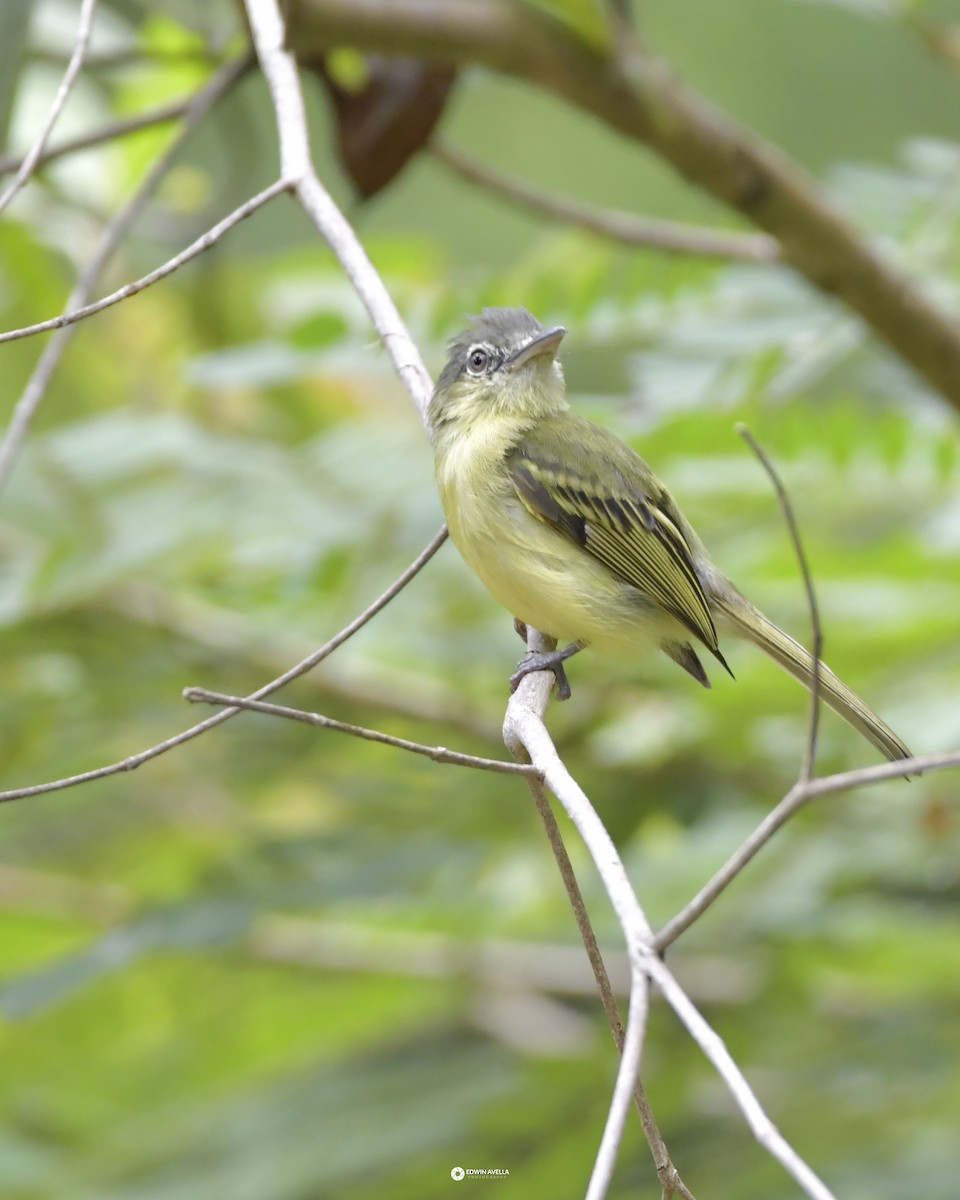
428, 307, 567, 441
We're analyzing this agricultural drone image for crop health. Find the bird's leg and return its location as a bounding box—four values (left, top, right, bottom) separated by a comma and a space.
513, 618, 528, 642
510, 641, 584, 701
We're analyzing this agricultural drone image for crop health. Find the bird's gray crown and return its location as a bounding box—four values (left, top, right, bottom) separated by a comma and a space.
436, 306, 544, 393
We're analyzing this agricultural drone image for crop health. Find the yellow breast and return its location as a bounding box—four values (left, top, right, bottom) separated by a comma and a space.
434, 423, 676, 656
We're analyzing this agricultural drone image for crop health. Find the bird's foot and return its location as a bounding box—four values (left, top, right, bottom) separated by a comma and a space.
510, 642, 582, 701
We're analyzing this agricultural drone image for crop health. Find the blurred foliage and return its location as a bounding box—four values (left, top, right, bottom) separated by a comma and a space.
0, 1, 959, 1199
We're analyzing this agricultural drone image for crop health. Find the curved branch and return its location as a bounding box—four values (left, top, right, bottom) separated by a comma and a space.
0, 526, 449, 805
288, 0, 960, 411
0, 0, 99, 216
0, 53, 251, 495
654, 744, 960, 952
737, 425, 823, 781
182, 687, 537, 777
504, 631, 837, 1200
433, 139, 779, 262
527, 771, 695, 1198
0, 94, 208, 178
246, 0, 433, 420
0, 179, 286, 348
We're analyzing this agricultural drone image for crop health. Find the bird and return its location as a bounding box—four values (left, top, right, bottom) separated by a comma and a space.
428, 306, 911, 764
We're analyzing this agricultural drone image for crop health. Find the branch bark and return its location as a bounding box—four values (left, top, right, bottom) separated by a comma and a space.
503, 630, 837, 1200
288, 0, 960, 412
245, 0, 433, 420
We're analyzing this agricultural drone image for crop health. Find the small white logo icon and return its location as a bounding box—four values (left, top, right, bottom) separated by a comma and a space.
451, 1167, 465, 1181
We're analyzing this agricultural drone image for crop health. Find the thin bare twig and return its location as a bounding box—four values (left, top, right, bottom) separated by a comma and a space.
0, 49, 255, 180
651, 431, 958, 952
30, 46, 225, 71
0, 526, 449, 805
0, 0, 100, 216
0, 95, 199, 178
737, 425, 822, 781
0, 53, 250, 495
0, 178, 286, 348
529, 775, 695, 1199
432, 140, 779, 264
654, 777, 813, 954
644, 954, 835, 1200
504, 631, 837, 1200
589, 972, 650, 1200
654, 743, 960, 953
799, 748, 959, 796
244, 0, 433, 421
183, 688, 539, 776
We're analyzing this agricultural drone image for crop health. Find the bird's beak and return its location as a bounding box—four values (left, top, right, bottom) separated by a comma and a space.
506, 326, 566, 371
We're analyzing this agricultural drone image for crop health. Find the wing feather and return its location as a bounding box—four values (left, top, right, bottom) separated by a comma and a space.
506, 421, 724, 659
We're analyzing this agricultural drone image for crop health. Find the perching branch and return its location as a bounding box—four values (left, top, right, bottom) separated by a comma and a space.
287, 0, 960, 411
432, 139, 779, 263
2, 4, 950, 1197
241, 5, 704, 1191
504, 629, 838, 1200
242, 5, 924, 1194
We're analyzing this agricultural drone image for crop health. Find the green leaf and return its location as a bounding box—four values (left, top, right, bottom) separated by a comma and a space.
0, 900, 254, 1018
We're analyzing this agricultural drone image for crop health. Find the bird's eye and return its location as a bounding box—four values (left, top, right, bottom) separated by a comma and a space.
466, 346, 489, 375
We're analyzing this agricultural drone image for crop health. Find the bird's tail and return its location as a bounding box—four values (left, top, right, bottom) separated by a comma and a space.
713, 591, 912, 764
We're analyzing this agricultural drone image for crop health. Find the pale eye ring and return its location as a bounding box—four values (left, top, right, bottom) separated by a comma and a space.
466, 346, 489, 375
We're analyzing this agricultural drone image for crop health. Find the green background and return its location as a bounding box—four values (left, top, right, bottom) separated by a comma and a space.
0, 1, 958, 1197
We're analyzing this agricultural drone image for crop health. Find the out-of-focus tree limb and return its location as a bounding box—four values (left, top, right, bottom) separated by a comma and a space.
0, 0, 99, 216
432, 139, 779, 262
287, 0, 960, 412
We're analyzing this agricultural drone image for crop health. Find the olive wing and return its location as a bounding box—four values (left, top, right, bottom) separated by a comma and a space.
506, 418, 722, 657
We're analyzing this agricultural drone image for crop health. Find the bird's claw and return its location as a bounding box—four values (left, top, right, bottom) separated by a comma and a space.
510, 649, 573, 701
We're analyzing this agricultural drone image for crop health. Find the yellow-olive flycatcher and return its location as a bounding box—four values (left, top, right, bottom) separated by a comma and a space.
429, 307, 910, 764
